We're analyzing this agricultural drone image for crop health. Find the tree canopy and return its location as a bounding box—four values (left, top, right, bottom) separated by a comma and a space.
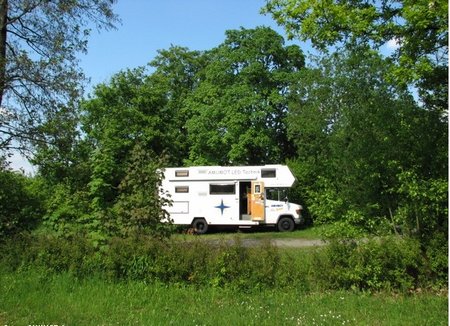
185, 27, 304, 165
0, 0, 118, 155
263, 0, 448, 112
287, 50, 447, 238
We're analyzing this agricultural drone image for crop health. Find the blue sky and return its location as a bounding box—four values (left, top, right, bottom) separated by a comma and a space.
79, 0, 399, 91
80, 0, 291, 92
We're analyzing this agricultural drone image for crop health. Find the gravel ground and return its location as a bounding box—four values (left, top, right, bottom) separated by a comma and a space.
222, 238, 327, 248
270, 238, 326, 248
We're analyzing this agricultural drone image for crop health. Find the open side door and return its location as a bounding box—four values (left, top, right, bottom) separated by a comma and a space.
250, 181, 265, 221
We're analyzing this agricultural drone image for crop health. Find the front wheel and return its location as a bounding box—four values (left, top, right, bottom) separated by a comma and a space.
277, 217, 295, 232
192, 218, 209, 234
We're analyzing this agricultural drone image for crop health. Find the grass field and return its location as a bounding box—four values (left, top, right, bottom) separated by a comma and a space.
1, 270, 447, 326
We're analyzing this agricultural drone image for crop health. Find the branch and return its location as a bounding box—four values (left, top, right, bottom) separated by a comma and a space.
0, 127, 53, 145
6, 0, 46, 25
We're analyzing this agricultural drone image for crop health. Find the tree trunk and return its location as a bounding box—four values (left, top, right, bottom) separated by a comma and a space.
0, 0, 7, 108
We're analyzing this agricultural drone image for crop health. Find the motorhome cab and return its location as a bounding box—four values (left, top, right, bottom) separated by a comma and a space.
161, 165, 303, 234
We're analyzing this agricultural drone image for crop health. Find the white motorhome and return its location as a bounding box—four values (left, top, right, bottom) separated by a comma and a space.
161, 165, 303, 233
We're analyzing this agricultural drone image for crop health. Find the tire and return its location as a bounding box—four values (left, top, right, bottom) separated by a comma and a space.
277, 216, 295, 232
192, 218, 209, 234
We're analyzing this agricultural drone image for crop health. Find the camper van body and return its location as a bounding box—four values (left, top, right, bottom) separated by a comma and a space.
161, 165, 303, 233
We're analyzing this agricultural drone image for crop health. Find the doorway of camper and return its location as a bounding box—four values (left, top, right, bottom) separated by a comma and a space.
239, 181, 265, 221
239, 182, 251, 220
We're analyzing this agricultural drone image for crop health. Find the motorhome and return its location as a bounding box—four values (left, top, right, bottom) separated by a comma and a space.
161, 165, 303, 233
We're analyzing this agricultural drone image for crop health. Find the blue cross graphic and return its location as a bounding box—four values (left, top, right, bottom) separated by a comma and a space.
215, 199, 230, 215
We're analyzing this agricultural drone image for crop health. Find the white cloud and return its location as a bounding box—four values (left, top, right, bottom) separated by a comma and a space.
9, 151, 35, 175
386, 38, 401, 50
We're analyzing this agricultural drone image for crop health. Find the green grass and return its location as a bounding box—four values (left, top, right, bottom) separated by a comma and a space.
1, 270, 447, 326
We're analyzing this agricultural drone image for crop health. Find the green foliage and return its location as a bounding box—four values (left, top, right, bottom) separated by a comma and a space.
287, 50, 447, 241
111, 143, 173, 238
0, 168, 42, 238
302, 177, 345, 225
0, 233, 100, 277
393, 170, 448, 241
262, 4, 448, 246
312, 237, 427, 291
425, 232, 448, 287
263, 0, 448, 112
210, 239, 280, 290
41, 182, 91, 237
1, 233, 445, 293
31, 104, 91, 189
185, 27, 303, 165
102, 237, 282, 290
0, 0, 118, 152
78, 67, 186, 239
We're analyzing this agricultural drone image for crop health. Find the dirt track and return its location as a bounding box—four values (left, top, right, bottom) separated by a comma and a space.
226, 238, 326, 248
271, 238, 326, 248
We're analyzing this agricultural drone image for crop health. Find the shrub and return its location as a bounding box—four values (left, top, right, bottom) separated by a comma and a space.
41, 182, 91, 238
394, 172, 448, 244
424, 232, 448, 287
103, 235, 166, 281
0, 233, 100, 277
0, 170, 42, 238
0, 233, 444, 292
109, 143, 174, 239
312, 237, 424, 292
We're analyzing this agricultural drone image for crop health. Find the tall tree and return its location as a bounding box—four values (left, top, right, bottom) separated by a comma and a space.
0, 0, 118, 154
82, 68, 166, 212
81, 66, 184, 238
149, 46, 207, 163
185, 26, 304, 165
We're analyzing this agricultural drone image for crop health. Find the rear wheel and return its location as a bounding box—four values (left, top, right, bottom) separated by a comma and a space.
277, 216, 294, 232
192, 218, 209, 234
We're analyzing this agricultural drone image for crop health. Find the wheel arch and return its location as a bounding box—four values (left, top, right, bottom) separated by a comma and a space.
277, 214, 295, 223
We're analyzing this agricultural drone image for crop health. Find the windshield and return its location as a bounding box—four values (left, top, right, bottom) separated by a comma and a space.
265, 188, 288, 202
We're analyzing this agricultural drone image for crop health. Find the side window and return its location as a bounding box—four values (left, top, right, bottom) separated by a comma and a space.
210, 184, 235, 195
175, 170, 189, 177
261, 169, 276, 178
175, 186, 189, 193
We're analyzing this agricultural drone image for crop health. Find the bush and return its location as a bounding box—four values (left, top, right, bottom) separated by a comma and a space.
394, 172, 448, 243
312, 237, 425, 292
424, 232, 448, 287
41, 182, 91, 238
0, 169, 43, 238
0, 233, 444, 293
0, 233, 100, 277
107, 143, 174, 239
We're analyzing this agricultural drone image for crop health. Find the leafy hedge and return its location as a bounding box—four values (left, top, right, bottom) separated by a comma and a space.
0, 233, 446, 292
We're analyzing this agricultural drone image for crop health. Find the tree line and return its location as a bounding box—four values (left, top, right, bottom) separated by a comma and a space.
0, 1, 447, 258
